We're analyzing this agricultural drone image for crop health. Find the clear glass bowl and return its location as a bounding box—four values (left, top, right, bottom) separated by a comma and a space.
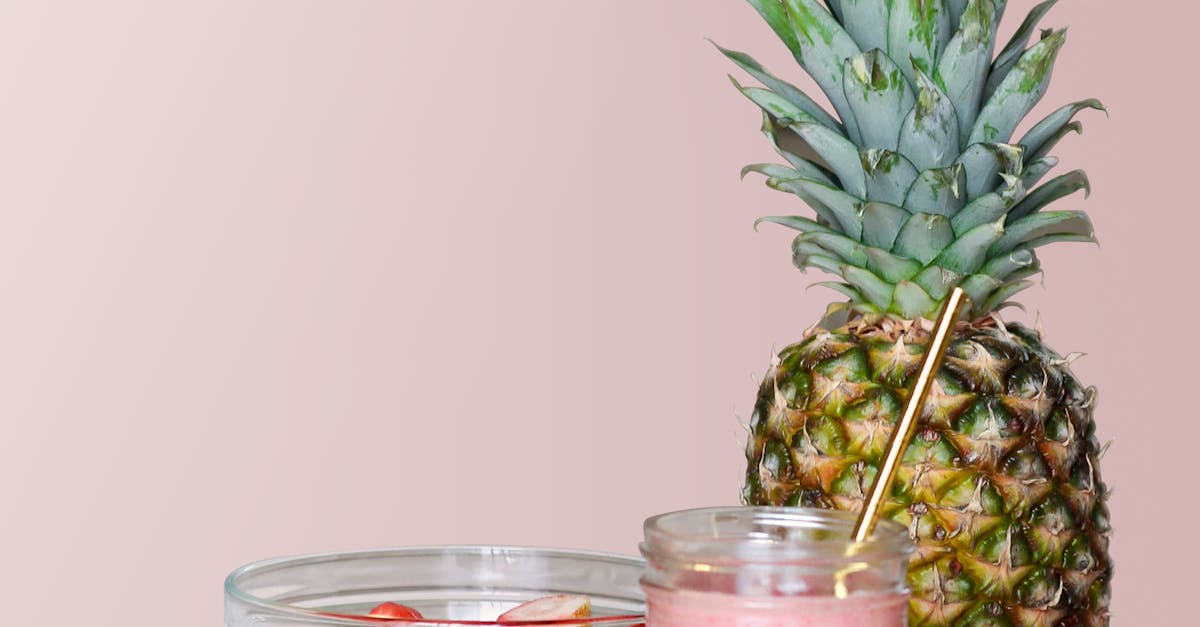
224, 546, 646, 626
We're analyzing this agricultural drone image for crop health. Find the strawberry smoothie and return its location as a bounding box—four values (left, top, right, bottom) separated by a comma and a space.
643, 585, 907, 627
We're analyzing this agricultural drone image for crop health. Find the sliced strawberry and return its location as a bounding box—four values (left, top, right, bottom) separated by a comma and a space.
497, 594, 591, 623
367, 602, 424, 620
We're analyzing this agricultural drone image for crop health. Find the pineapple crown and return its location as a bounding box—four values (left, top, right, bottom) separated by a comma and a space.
722, 0, 1103, 319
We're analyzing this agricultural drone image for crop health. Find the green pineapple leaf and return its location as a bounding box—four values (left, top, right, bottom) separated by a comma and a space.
842, 265, 896, 310
779, 0, 866, 144
1027, 121, 1082, 164
746, 0, 803, 61
758, 179, 842, 234
769, 177, 865, 238
861, 201, 912, 249
755, 214, 839, 235
899, 68, 961, 171
981, 248, 1039, 281
1019, 99, 1106, 160
791, 244, 843, 273
744, 159, 840, 186
836, 0, 890, 53
904, 164, 968, 216
1001, 260, 1043, 283
862, 149, 921, 205
792, 122, 870, 198
934, 217, 1006, 273
1021, 156, 1058, 189
893, 213, 954, 264
952, 190, 1018, 236
738, 80, 861, 187
796, 231, 870, 266
760, 114, 839, 183
811, 281, 865, 302
893, 280, 939, 318
947, 0, 972, 26
823, 0, 843, 21
744, 160, 836, 188
936, 0, 1001, 142
713, 41, 845, 132
986, 0, 1059, 99
989, 210, 1094, 256
957, 142, 1023, 199
1020, 232, 1097, 251
959, 272, 1002, 307
1007, 170, 1090, 222
888, 0, 953, 85
742, 163, 805, 182
912, 265, 963, 301
979, 279, 1037, 312
864, 247, 924, 282
844, 50, 915, 151
969, 29, 1066, 146
733, 76, 819, 126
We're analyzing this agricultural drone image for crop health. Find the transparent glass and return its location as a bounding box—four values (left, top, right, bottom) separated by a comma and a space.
640, 507, 913, 627
225, 546, 646, 626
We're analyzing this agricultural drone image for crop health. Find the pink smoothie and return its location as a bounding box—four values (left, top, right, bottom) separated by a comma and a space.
644, 584, 907, 627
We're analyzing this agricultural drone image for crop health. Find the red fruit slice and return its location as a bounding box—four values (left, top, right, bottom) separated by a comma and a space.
367, 602, 424, 620
497, 595, 591, 623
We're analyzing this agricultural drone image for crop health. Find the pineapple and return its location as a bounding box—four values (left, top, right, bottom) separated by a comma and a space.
723, 0, 1112, 624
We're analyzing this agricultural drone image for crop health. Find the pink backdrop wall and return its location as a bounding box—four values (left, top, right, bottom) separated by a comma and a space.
0, 1, 1189, 624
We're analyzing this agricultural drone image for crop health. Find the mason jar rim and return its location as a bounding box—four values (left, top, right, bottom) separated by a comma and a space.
641, 507, 912, 570
224, 545, 646, 625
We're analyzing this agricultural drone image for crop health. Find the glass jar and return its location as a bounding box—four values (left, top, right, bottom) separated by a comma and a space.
640, 507, 912, 627
225, 546, 647, 626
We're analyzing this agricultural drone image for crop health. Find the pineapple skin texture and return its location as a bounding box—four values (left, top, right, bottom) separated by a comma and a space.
743, 318, 1111, 626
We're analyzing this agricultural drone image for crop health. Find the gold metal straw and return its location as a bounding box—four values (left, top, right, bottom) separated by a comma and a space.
851, 287, 968, 543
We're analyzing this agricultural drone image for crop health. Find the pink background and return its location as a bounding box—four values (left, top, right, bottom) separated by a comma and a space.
0, 1, 1189, 624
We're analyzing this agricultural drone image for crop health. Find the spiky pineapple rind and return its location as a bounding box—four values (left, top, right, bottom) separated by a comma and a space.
743, 317, 1112, 625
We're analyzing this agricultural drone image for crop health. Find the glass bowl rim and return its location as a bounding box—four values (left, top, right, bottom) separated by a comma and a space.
224, 544, 647, 625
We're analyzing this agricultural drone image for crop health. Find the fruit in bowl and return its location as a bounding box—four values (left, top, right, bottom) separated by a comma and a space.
498, 595, 592, 623
354, 595, 593, 624
367, 602, 424, 620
